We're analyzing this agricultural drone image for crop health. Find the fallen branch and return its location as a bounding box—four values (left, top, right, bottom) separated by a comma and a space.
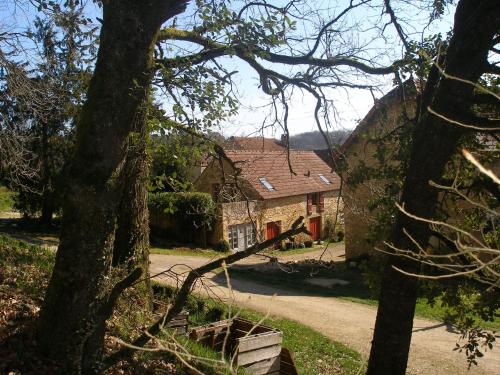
103, 217, 309, 369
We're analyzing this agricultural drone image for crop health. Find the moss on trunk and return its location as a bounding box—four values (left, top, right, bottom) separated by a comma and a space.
36, 1, 187, 374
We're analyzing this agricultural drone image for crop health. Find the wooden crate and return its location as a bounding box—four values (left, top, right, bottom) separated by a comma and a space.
152, 310, 189, 335
279, 348, 298, 375
190, 317, 296, 375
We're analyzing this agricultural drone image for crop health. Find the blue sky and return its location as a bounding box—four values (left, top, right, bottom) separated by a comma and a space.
1, 0, 455, 137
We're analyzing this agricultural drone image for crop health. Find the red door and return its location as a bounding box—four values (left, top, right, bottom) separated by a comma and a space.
266, 222, 280, 240
309, 217, 321, 241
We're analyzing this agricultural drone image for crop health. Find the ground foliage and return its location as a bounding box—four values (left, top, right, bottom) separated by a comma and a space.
0, 235, 181, 374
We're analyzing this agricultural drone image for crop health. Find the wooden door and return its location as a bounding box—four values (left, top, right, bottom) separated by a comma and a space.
309, 217, 321, 241
266, 222, 280, 240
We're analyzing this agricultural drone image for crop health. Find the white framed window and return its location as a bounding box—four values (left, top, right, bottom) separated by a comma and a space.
228, 223, 256, 251
228, 225, 238, 250
245, 224, 256, 247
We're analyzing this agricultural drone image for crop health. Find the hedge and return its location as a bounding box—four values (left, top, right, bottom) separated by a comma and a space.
148, 192, 217, 240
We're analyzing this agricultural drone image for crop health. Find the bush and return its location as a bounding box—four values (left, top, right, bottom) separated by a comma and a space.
216, 239, 230, 252
336, 231, 344, 242
149, 192, 216, 227
148, 192, 217, 243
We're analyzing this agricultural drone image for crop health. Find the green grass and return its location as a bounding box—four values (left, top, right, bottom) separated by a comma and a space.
238, 310, 364, 375
150, 246, 230, 258
266, 245, 322, 257
0, 186, 15, 212
153, 283, 364, 375
414, 296, 500, 331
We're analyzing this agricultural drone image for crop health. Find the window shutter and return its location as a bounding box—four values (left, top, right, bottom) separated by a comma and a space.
319, 192, 325, 213
307, 193, 313, 215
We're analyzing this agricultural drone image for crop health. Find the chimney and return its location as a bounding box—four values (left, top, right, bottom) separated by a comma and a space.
280, 133, 288, 146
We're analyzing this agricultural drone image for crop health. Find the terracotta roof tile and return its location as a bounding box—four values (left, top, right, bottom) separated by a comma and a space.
225, 150, 341, 199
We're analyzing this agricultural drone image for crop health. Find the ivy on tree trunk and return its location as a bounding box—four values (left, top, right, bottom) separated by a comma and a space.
36, 1, 187, 374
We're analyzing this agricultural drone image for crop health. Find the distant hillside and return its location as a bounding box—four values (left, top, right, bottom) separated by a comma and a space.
289, 130, 351, 150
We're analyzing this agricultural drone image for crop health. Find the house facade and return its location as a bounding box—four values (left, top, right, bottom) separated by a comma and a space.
195, 146, 343, 251
341, 83, 417, 261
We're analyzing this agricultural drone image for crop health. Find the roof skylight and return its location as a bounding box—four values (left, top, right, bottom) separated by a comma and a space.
259, 177, 275, 191
318, 174, 332, 185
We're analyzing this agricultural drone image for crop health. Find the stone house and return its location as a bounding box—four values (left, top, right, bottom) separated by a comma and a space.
341, 81, 498, 262
341, 83, 417, 261
195, 147, 343, 251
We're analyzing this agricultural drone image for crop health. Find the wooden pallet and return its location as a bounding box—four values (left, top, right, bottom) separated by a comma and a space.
190, 317, 298, 375
152, 311, 189, 335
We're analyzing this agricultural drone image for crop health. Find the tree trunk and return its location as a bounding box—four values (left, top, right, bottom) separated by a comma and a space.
40, 189, 54, 226
367, 1, 499, 374
36, 1, 187, 374
39, 119, 53, 226
112, 126, 152, 306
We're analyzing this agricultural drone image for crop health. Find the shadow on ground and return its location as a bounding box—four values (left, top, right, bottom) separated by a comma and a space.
207, 259, 376, 303
0, 218, 59, 248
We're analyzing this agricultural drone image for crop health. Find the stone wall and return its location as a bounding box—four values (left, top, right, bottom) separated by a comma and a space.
196, 155, 343, 248
211, 191, 343, 245
343, 98, 415, 260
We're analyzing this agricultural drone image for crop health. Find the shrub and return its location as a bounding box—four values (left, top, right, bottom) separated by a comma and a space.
323, 216, 336, 240
149, 192, 216, 227
215, 239, 230, 252
148, 192, 217, 243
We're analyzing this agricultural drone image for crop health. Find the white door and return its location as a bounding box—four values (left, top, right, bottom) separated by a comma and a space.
236, 225, 246, 252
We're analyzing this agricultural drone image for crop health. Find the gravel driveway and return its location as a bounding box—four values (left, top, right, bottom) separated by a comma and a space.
150, 253, 500, 375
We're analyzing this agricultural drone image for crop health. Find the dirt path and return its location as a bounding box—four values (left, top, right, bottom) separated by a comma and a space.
150, 254, 500, 375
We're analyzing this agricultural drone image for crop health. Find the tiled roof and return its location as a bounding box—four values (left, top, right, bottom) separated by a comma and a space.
224, 136, 286, 151
225, 150, 341, 199
341, 80, 417, 152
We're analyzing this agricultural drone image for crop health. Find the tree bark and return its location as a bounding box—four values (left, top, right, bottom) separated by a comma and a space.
36, 1, 187, 374
367, 1, 499, 374
39, 119, 54, 226
112, 126, 152, 306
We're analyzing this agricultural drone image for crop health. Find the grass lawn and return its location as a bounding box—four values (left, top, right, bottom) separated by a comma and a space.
267, 244, 324, 257
150, 246, 230, 258
0, 186, 15, 212
154, 283, 364, 375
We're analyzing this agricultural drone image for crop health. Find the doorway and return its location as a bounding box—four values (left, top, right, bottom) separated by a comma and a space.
309, 216, 321, 241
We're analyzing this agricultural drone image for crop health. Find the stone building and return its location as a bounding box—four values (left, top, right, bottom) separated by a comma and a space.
195, 147, 343, 251
341, 83, 417, 261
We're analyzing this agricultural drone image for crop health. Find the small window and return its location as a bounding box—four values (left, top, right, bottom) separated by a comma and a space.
319, 174, 331, 185
228, 225, 238, 250
311, 192, 319, 206
259, 177, 275, 191
246, 224, 256, 247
